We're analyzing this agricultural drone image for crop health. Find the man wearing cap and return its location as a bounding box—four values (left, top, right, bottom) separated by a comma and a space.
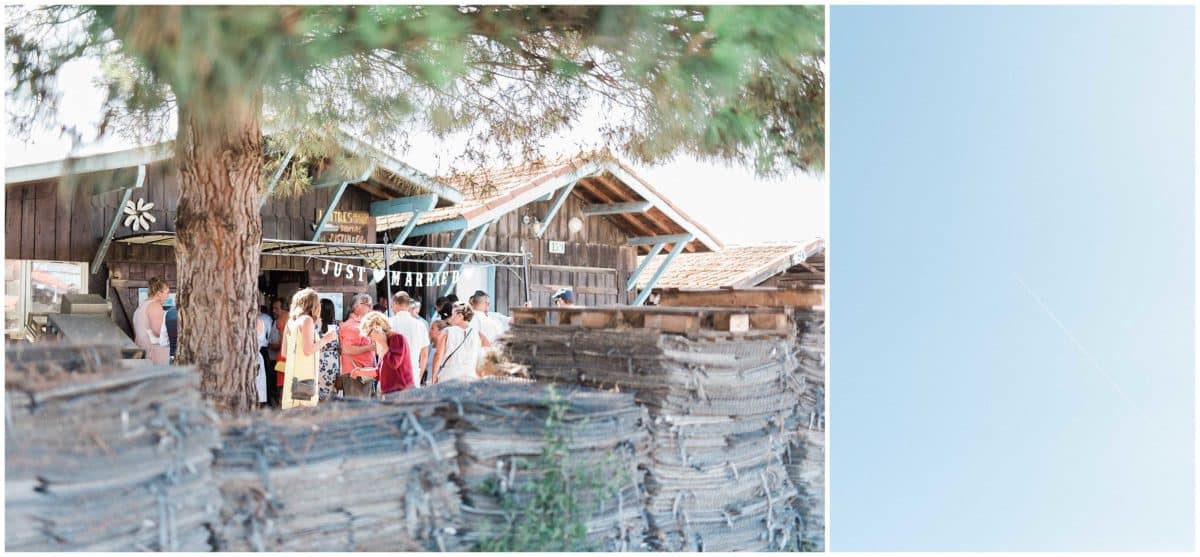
552, 288, 577, 307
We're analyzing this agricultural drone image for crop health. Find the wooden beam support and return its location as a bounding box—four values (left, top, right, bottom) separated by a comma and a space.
581, 200, 652, 216
626, 241, 666, 291
655, 287, 825, 309
310, 164, 374, 242
259, 147, 295, 210
391, 212, 428, 247
627, 233, 693, 246
587, 173, 662, 244
91, 165, 146, 275
407, 217, 468, 238
310, 181, 351, 242
440, 220, 492, 296
369, 193, 437, 218
374, 194, 439, 246
432, 227, 470, 278
633, 233, 692, 306
535, 181, 577, 238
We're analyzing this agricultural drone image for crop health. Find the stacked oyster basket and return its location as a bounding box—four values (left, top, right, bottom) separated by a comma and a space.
210, 399, 461, 552
786, 309, 826, 550
507, 314, 805, 551
391, 378, 651, 551
5, 343, 222, 551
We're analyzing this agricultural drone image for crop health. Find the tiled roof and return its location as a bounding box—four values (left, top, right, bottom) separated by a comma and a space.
635, 239, 824, 289
375, 154, 598, 231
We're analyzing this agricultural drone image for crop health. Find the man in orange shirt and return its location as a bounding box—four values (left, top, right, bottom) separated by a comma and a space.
338, 293, 377, 397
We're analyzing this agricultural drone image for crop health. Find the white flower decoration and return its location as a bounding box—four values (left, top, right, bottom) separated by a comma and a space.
122, 198, 157, 232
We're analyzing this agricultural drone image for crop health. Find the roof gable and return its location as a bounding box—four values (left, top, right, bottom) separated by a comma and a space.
376, 152, 722, 253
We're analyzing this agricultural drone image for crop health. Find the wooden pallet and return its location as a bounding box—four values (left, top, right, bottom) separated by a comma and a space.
654, 287, 824, 310
510, 306, 792, 335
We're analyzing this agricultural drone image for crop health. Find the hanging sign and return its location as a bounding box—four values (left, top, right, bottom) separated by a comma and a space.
313, 209, 371, 244
315, 258, 460, 287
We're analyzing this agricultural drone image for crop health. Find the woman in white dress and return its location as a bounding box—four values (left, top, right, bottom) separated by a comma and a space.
132, 277, 171, 365
431, 302, 491, 384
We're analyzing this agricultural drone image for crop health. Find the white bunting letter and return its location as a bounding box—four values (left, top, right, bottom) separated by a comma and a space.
391, 271, 401, 286
333, 262, 344, 277
320, 259, 330, 275
405, 272, 413, 287
357, 266, 366, 282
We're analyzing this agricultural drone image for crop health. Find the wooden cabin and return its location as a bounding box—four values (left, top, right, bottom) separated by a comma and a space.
4, 137, 460, 340
634, 239, 826, 307
5, 143, 720, 341
377, 152, 722, 314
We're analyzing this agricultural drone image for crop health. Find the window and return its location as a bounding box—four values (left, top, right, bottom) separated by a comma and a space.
4, 260, 88, 339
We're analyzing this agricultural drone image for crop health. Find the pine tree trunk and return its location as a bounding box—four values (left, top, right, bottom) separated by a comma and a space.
173, 95, 263, 415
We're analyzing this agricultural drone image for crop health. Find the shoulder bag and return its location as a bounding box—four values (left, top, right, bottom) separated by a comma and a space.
288, 321, 317, 400
434, 327, 473, 382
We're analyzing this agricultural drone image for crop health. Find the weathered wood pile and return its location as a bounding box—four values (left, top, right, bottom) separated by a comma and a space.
653, 288, 827, 551
390, 378, 651, 551
5, 343, 222, 551
787, 309, 826, 551
507, 307, 805, 551
210, 399, 461, 552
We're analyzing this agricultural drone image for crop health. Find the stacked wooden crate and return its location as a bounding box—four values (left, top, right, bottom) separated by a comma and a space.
391, 379, 651, 551
5, 344, 222, 551
211, 399, 462, 551
507, 306, 805, 551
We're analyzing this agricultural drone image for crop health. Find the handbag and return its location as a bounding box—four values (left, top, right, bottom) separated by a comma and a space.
341, 360, 378, 399
434, 327, 473, 383
287, 324, 317, 400
291, 378, 316, 400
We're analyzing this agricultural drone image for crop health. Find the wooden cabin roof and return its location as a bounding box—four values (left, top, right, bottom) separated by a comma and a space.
634, 239, 824, 289
4, 130, 464, 204
375, 152, 722, 253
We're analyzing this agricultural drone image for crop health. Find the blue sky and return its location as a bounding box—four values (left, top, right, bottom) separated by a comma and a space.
831, 6, 1194, 551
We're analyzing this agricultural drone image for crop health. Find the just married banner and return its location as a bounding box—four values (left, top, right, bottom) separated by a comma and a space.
315, 258, 460, 288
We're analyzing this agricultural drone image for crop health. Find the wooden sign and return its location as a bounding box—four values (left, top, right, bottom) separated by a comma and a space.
314, 209, 371, 244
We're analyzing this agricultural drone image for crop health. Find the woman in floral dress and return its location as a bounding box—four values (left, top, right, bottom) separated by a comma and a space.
318, 298, 341, 401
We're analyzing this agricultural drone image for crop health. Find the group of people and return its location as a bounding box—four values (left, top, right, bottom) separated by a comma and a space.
257, 288, 511, 410
130, 276, 570, 411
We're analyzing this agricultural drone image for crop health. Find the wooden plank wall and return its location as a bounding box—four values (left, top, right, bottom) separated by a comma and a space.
260, 184, 377, 271
423, 192, 638, 313
5, 177, 119, 263
8, 165, 390, 337
7, 163, 380, 268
